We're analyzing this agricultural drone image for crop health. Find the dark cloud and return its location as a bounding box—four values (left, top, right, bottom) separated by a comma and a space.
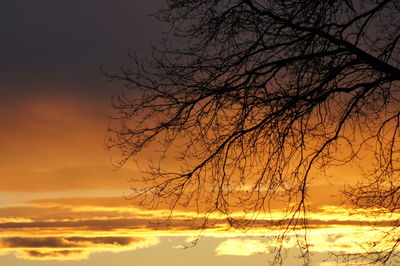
1, 236, 140, 248
0, 218, 207, 232
66, 236, 140, 246
2, 237, 79, 248
0, 235, 160, 260
0, 219, 146, 230
0, 216, 395, 232
23, 249, 85, 259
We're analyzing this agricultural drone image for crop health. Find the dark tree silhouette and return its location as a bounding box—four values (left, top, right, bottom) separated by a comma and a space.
105, 0, 400, 264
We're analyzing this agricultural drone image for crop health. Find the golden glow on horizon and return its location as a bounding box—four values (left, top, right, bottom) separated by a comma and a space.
1, 197, 400, 261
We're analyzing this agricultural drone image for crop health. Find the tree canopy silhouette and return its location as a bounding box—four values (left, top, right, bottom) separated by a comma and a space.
105, 0, 400, 263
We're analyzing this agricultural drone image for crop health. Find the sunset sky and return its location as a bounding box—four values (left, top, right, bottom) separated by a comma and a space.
1, 1, 398, 265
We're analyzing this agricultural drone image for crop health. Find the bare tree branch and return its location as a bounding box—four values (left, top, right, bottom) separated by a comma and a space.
104, 0, 400, 264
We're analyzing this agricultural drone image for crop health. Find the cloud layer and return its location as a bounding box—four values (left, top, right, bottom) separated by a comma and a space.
1, 197, 400, 260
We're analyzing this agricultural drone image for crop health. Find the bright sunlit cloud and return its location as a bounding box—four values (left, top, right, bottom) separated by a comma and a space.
215, 239, 266, 256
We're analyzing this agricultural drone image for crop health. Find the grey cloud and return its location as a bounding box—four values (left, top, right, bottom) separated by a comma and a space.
1, 236, 141, 248
24, 249, 85, 259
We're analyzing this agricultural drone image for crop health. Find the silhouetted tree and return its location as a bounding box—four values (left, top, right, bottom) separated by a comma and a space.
105, 0, 400, 264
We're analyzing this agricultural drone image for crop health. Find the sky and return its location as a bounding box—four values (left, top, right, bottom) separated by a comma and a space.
1, 1, 399, 265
